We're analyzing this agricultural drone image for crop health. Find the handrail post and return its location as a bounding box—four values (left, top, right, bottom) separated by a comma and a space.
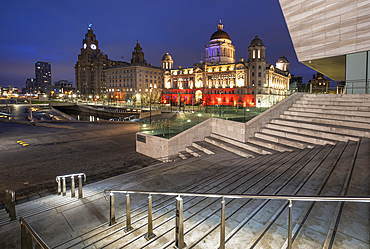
26, 230, 33, 249
110, 193, 115, 226
62, 177, 66, 196
57, 178, 61, 195
21, 223, 27, 249
71, 176, 75, 198
220, 197, 226, 249
124, 193, 133, 232
78, 175, 83, 199
175, 196, 186, 249
144, 194, 156, 240
5, 190, 9, 212
288, 200, 293, 249
9, 190, 16, 221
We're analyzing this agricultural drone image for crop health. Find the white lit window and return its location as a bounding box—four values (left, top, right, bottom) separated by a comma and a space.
253, 50, 255, 59
258, 50, 260, 59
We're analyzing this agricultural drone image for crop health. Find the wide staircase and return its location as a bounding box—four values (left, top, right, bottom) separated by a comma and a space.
1, 94, 369, 248
179, 94, 370, 159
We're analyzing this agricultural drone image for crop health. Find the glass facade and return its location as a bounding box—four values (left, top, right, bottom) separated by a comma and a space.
346, 51, 370, 94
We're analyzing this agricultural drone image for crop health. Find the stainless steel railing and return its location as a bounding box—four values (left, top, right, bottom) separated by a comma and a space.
19, 217, 50, 249
4, 190, 16, 220
56, 173, 86, 198
103, 189, 370, 249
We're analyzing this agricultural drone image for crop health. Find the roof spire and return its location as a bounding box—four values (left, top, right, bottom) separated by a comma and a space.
217, 20, 223, 30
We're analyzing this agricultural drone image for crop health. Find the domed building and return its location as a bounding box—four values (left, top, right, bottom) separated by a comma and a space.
161, 21, 291, 108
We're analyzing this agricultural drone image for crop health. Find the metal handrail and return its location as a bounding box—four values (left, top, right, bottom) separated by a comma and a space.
19, 217, 50, 249
103, 189, 370, 249
103, 189, 370, 202
56, 173, 86, 182
56, 173, 86, 198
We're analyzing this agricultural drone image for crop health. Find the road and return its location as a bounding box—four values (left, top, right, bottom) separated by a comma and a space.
0, 121, 157, 202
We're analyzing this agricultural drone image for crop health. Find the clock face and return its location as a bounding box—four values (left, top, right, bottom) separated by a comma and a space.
83, 43, 87, 49
90, 44, 97, 50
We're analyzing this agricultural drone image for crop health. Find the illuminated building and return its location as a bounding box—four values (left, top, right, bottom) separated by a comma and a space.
308, 73, 330, 94
105, 41, 163, 104
26, 78, 36, 94
75, 25, 127, 98
35, 61, 51, 93
161, 21, 291, 108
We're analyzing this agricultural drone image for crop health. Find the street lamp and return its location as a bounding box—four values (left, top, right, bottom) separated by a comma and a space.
197, 113, 201, 124
149, 87, 152, 124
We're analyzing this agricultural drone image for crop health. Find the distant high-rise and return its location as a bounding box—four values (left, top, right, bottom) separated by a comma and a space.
35, 61, 51, 93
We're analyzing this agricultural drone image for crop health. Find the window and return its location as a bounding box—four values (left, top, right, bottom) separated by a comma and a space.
258, 80, 261, 86
258, 65, 261, 69
258, 72, 261, 77
252, 72, 255, 77
252, 66, 255, 69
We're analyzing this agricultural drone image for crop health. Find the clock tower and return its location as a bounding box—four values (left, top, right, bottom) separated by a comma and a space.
75, 25, 126, 98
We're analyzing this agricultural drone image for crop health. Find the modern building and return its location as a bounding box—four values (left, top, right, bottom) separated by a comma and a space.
278, 0, 370, 93
105, 42, 163, 105
26, 78, 36, 94
53, 80, 75, 95
75, 25, 127, 98
35, 61, 51, 93
161, 22, 291, 108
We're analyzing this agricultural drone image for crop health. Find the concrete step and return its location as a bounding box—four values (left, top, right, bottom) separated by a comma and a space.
284, 110, 370, 124
178, 151, 192, 159
247, 137, 295, 152
296, 99, 370, 107
193, 141, 237, 155
302, 93, 370, 99
295, 99, 370, 107
288, 107, 370, 117
300, 95, 370, 102
270, 118, 370, 138
210, 133, 273, 155
254, 132, 316, 149
260, 127, 338, 146
185, 146, 206, 157
192, 141, 215, 155
204, 137, 256, 158
265, 123, 359, 143
280, 114, 370, 130
292, 103, 370, 112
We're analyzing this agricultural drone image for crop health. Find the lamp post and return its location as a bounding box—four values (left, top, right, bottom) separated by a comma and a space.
198, 113, 201, 124
258, 98, 261, 113
149, 87, 152, 124
218, 90, 223, 117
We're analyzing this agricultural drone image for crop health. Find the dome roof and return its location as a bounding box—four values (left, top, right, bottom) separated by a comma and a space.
210, 29, 230, 40
162, 52, 172, 61
250, 36, 264, 47
210, 20, 230, 40
277, 54, 289, 63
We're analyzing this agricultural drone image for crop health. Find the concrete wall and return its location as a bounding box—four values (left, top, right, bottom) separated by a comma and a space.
136, 93, 302, 158
244, 92, 303, 141
136, 118, 213, 158
212, 118, 246, 142
139, 110, 161, 119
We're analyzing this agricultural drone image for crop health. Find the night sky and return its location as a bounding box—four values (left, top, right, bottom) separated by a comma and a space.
1, 0, 317, 89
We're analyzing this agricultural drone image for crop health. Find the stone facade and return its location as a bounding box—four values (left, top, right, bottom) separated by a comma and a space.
105, 41, 163, 104
161, 22, 291, 108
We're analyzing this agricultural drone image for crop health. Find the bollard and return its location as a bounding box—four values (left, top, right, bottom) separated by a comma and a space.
26, 230, 33, 249
62, 177, 66, 196
57, 178, 61, 195
144, 195, 156, 240
288, 200, 293, 249
71, 176, 75, 198
175, 196, 186, 249
220, 197, 226, 249
9, 190, 16, 221
110, 193, 115, 226
78, 175, 83, 199
124, 194, 133, 232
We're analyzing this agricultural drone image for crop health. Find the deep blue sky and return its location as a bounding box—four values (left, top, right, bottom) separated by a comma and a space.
0, 0, 317, 89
